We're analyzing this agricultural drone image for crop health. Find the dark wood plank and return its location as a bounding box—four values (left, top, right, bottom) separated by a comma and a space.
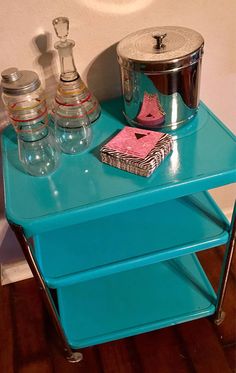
18, 359, 52, 373
0, 284, 14, 373
97, 338, 142, 373
78, 346, 103, 373
133, 327, 194, 373
224, 345, 236, 373
9, 279, 53, 371
176, 318, 232, 373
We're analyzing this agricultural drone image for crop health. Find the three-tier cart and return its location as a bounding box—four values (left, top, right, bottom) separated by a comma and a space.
1, 98, 236, 362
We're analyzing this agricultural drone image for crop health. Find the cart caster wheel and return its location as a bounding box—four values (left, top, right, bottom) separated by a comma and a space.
214, 310, 226, 326
66, 351, 83, 363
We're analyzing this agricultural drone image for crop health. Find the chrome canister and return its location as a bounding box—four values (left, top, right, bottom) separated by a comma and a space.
117, 26, 204, 130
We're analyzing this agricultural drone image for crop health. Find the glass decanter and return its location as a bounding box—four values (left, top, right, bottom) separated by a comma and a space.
52, 17, 101, 124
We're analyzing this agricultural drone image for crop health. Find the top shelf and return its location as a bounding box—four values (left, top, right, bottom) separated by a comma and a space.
2, 98, 236, 235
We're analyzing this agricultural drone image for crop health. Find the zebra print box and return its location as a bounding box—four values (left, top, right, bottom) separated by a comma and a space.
100, 126, 173, 177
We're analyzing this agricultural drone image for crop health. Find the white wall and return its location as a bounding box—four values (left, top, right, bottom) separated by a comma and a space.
0, 0, 235, 263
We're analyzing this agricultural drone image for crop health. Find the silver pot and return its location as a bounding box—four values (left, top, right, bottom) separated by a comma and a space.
117, 26, 204, 130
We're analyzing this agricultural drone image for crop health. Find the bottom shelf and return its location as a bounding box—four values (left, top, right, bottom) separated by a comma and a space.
54, 254, 216, 349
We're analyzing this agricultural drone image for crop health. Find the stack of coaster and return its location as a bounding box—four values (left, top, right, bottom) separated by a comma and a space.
100, 126, 173, 177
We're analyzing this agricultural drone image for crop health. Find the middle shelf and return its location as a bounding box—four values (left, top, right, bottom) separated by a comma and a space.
32, 191, 229, 283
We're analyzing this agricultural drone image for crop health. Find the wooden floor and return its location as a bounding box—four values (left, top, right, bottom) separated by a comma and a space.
0, 246, 235, 373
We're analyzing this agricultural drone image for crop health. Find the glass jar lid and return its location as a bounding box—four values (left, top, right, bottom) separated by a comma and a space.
1, 68, 41, 95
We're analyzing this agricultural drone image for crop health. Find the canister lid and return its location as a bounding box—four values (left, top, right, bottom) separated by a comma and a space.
1, 68, 41, 95
117, 26, 204, 72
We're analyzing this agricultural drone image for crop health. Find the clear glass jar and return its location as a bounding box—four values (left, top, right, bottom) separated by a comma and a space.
1, 68, 60, 176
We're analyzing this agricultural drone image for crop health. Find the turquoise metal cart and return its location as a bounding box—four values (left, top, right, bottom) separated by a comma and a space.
1, 98, 236, 362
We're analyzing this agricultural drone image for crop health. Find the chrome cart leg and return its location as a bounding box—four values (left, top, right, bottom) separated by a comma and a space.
214, 201, 236, 325
9, 222, 83, 363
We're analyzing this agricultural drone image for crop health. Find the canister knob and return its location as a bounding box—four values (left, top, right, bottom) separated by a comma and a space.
1, 67, 22, 83
152, 33, 167, 50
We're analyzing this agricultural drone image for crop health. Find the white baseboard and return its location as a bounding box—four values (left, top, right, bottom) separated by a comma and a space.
0, 205, 234, 285
1, 260, 33, 285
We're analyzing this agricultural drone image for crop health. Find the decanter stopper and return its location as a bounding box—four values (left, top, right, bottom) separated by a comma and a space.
52, 17, 69, 43
53, 17, 78, 82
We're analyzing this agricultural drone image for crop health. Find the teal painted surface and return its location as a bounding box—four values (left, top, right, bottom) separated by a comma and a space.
53, 254, 216, 349
2, 98, 236, 236
38, 191, 229, 281
1, 99, 233, 350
